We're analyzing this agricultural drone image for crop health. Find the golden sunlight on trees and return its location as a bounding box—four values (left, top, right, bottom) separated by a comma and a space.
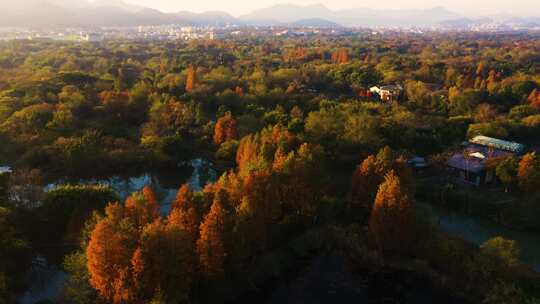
528, 89, 540, 110
331, 49, 349, 64
350, 155, 379, 211
6, 31, 540, 304
87, 203, 137, 303
185, 66, 196, 93
369, 170, 414, 254
87, 186, 196, 303
196, 190, 229, 278
131, 219, 194, 302
517, 153, 540, 192
169, 184, 199, 240
214, 111, 238, 145
235, 125, 296, 174
125, 186, 159, 229
350, 147, 413, 218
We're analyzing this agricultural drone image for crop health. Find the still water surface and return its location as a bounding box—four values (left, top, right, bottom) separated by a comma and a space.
418, 202, 540, 271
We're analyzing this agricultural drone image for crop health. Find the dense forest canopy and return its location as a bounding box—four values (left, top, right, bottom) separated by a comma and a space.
0, 33, 539, 173
1, 31, 540, 303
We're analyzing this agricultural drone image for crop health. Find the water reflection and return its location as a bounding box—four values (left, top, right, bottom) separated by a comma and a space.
418, 202, 540, 272
44, 158, 217, 214
19, 256, 67, 304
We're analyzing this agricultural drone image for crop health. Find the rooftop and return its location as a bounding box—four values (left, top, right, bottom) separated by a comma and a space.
469, 136, 526, 154
448, 154, 485, 173
447, 143, 515, 173
408, 156, 428, 168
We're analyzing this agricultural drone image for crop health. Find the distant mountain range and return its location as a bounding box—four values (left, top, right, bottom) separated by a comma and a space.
0, 0, 539, 29
290, 18, 342, 28
239, 4, 461, 28
0, 0, 238, 28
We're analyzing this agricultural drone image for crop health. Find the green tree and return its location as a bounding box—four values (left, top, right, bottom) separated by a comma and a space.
0, 207, 30, 299
63, 252, 96, 304
495, 157, 519, 192
42, 184, 117, 242
468, 236, 520, 292
479, 237, 520, 268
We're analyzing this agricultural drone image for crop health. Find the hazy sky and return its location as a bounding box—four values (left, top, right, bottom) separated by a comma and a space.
119, 0, 540, 16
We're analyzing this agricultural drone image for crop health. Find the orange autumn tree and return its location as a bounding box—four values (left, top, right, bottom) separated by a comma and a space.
210, 143, 324, 265
369, 170, 415, 254
528, 89, 540, 110
87, 186, 198, 303
131, 218, 195, 303
196, 190, 230, 278
131, 220, 164, 300
331, 49, 349, 64
235, 134, 265, 173
517, 153, 540, 192
125, 186, 159, 229
350, 147, 413, 218
194, 126, 325, 272
185, 66, 196, 93
172, 184, 193, 211
235, 169, 280, 254
169, 184, 199, 240
87, 203, 138, 303
350, 155, 380, 211
214, 111, 238, 145
234, 86, 244, 96
236, 125, 297, 174
99, 91, 130, 119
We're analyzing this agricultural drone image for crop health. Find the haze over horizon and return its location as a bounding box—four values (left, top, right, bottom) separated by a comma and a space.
2, 0, 540, 29
93, 0, 540, 17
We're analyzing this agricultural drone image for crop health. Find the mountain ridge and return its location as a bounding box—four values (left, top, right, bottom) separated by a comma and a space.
239, 3, 461, 27
0, 0, 538, 29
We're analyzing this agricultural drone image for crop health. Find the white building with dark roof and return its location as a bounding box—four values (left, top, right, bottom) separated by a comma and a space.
447, 136, 526, 187
369, 84, 403, 102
